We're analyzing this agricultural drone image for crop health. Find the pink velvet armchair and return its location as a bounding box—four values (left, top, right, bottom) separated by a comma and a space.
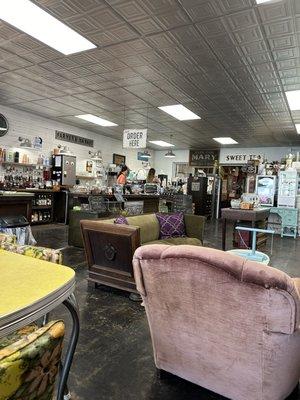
133, 245, 300, 400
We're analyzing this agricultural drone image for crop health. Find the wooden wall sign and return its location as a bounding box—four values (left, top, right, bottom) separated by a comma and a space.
189, 150, 219, 166
55, 130, 94, 147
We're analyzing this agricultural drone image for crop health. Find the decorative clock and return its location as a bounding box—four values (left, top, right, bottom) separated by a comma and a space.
0, 114, 8, 136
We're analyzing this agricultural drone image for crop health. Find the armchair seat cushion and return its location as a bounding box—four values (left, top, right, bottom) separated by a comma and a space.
145, 237, 202, 246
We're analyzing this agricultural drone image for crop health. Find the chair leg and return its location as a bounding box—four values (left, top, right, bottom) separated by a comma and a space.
156, 368, 169, 380
129, 293, 142, 302
287, 383, 299, 399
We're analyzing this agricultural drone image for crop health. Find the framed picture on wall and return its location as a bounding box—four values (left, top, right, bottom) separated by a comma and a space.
113, 153, 126, 166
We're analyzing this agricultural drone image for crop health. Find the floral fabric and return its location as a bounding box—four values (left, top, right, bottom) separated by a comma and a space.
0, 234, 16, 245
0, 234, 62, 264
156, 212, 186, 239
0, 320, 65, 400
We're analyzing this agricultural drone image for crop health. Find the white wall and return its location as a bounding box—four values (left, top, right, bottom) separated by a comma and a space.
154, 149, 189, 181
0, 104, 154, 176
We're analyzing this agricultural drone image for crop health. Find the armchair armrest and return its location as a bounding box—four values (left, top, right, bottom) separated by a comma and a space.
80, 219, 140, 273
293, 278, 300, 330
184, 214, 206, 244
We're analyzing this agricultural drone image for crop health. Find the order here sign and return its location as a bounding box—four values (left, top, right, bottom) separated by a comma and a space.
123, 129, 147, 149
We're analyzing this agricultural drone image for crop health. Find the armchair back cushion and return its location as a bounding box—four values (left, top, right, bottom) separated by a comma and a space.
126, 214, 159, 244
0, 320, 64, 400
133, 245, 300, 400
0, 233, 63, 264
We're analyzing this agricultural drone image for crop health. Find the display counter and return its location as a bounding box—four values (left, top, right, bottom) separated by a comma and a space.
0, 192, 34, 221
68, 193, 160, 215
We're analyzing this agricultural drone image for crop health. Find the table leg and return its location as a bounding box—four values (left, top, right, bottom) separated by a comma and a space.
222, 218, 227, 251
57, 293, 80, 400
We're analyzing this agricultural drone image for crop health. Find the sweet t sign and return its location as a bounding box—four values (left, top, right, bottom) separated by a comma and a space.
123, 129, 147, 149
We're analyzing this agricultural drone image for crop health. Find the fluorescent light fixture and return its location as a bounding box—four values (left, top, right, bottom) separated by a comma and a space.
158, 105, 201, 121
165, 150, 176, 158
256, 0, 275, 3
75, 114, 118, 127
0, 127, 6, 131
149, 140, 175, 147
0, 0, 96, 55
296, 124, 300, 134
213, 137, 238, 145
286, 90, 300, 111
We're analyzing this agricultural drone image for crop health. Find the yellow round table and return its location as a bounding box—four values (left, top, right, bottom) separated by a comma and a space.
0, 249, 79, 400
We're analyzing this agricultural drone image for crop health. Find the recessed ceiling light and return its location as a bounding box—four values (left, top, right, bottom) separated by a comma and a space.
286, 90, 300, 111
158, 105, 201, 121
296, 124, 300, 134
149, 140, 175, 147
0, 0, 96, 55
213, 137, 238, 145
75, 114, 118, 127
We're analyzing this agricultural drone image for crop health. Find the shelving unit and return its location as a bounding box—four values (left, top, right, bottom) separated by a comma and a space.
0, 162, 50, 168
30, 191, 54, 224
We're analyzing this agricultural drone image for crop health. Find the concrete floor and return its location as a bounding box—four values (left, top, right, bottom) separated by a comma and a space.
33, 221, 300, 400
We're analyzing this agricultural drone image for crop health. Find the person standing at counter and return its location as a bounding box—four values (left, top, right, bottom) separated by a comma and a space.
146, 168, 160, 184
117, 165, 128, 185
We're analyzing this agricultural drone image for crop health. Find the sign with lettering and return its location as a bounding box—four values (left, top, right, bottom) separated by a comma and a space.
189, 150, 219, 166
220, 150, 263, 165
123, 129, 147, 149
55, 130, 94, 147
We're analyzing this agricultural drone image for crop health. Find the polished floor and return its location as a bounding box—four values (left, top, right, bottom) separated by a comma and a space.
33, 221, 300, 400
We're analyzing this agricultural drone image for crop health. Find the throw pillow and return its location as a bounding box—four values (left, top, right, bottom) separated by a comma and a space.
114, 216, 128, 225
156, 212, 185, 239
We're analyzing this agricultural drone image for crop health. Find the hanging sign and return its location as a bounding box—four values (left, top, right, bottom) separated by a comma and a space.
189, 150, 219, 166
123, 129, 147, 149
220, 150, 263, 165
55, 130, 94, 147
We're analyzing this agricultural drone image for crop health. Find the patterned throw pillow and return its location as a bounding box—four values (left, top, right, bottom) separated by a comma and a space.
114, 216, 128, 225
156, 212, 186, 239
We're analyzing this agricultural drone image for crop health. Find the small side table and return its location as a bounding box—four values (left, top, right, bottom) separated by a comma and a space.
221, 207, 270, 251
0, 250, 79, 400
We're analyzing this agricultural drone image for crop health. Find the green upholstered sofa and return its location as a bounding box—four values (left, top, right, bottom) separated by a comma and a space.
81, 213, 205, 294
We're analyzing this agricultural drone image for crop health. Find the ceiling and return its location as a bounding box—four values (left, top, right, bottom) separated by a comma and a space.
0, 0, 300, 149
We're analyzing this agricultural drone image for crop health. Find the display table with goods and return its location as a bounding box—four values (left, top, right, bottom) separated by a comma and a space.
0, 250, 79, 400
221, 207, 270, 251
80, 212, 205, 294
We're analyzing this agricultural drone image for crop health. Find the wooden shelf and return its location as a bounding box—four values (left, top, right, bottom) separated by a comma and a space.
76, 175, 97, 180
1, 162, 49, 168
31, 220, 53, 225
32, 205, 52, 210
